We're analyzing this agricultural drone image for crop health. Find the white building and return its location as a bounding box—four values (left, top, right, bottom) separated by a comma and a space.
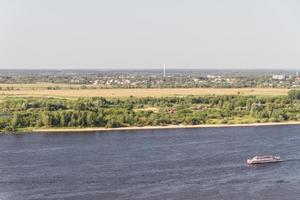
272, 74, 286, 80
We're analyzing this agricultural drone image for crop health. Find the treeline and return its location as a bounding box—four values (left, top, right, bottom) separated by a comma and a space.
0, 91, 300, 132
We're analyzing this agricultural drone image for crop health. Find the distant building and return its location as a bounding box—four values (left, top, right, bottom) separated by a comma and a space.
93, 80, 99, 85
207, 75, 221, 79
272, 74, 286, 80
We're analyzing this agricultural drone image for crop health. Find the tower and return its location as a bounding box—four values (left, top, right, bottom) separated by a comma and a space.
163, 64, 166, 78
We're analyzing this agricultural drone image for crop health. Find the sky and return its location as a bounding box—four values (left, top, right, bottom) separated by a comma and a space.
0, 0, 300, 70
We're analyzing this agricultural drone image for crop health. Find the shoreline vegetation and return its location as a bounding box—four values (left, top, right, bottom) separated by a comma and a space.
0, 89, 300, 133
33, 121, 300, 133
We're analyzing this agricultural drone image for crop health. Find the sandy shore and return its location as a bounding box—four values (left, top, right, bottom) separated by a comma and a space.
33, 121, 300, 133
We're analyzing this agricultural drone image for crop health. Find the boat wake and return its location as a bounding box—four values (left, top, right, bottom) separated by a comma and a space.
282, 158, 300, 162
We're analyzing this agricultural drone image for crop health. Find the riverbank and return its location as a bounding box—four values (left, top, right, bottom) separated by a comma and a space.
33, 121, 300, 133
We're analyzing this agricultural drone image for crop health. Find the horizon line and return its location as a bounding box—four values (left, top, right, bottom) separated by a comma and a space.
0, 67, 299, 71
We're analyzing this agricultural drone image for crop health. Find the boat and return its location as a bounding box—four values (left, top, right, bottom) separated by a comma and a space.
247, 155, 282, 164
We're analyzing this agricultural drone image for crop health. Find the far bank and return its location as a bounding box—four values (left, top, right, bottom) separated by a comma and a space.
1, 93, 300, 133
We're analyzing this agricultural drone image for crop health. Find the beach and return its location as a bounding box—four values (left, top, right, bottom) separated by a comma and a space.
33, 121, 300, 133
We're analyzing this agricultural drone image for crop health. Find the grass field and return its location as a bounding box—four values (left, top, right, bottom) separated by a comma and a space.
0, 83, 290, 98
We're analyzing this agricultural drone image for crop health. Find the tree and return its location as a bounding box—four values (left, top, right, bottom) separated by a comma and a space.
288, 90, 300, 100
87, 112, 98, 127
11, 113, 20, 128
41, 112, 52, 127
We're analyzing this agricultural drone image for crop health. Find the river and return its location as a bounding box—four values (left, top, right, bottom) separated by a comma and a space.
0, 125, 300, 200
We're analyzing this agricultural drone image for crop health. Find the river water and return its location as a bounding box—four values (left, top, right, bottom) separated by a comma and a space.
0, 125, 300, 200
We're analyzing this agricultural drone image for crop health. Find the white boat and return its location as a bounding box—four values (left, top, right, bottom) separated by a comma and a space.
247, 155, 282, 164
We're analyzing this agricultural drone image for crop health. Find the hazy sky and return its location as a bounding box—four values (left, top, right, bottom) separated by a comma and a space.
0, 0, 300, 69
